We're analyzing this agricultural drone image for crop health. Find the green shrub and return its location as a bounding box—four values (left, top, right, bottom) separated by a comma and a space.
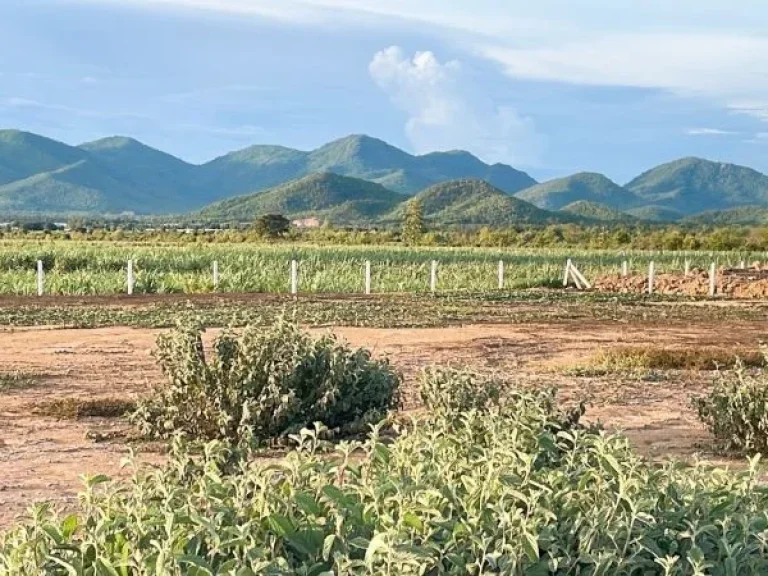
418, 367, 587, 435
131, 318, 401, 444
693, 358, 768, 454
418, 366, 502, 417
5, 395, 768, 574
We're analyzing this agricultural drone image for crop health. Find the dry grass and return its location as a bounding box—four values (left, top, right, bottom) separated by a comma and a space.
0, 371, 44, 392
32, 397, 136, 420
570, 346, 765, 375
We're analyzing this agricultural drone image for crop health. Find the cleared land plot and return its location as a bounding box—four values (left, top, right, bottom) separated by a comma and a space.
1, 294, 767, 528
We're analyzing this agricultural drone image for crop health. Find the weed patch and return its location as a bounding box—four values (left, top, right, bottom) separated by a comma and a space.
575, 345, 764, 373
693, 357, 768, 455
0, 371, 43, 392
32, 397, 136, 420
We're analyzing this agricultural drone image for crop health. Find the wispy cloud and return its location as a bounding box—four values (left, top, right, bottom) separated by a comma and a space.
686, 128, 738, 136
743, 132, 768, 144
157, 84, 276, 104
78, 1, 768, 121
479, 33, 768, 98
369, 46, 543, 166
172, 123, 269, 138
0, 96, 148, 119
78, 0, 552, 37
729, 103, 768, 122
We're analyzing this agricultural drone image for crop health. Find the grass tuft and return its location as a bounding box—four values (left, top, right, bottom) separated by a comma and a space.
32, 397, 136, 420
0, 371, 44, 392
569, 345, 765, 375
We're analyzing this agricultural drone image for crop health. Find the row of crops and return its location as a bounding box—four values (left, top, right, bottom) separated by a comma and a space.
0, 240, 764, 295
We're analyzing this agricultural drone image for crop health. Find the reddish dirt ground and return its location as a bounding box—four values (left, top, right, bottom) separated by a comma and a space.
1, 319, 767, 529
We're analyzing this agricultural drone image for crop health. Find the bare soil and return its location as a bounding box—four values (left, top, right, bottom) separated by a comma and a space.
1, 318, 767, 529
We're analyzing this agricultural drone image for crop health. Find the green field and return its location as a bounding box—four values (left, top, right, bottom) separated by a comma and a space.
0, 241, 762, 296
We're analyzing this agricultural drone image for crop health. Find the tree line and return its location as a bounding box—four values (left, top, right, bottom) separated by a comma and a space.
2, 203, 767, 252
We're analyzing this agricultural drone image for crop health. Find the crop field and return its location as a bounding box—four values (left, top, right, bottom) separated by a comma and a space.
0, 239, 764, 295
4, 244, 768, 572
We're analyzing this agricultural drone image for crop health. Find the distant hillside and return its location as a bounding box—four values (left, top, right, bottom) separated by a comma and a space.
625, 205, 684, 222
7, 128, 768, 221
0, 130, 539, 215
0, 130, 87, 186
79, 136, 199, 206
0, 131, 199, 214
683, 206, 768, 225
515, 172, 638, 211
626, 157, 768, 215
386, 179, 564, 226
198, 172, 407, 225
198, 135, 537, 199
0, 159, 163, 214
559, 200, 635, 222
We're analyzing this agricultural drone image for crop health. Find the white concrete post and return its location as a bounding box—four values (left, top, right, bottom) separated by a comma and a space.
571, 263, 591, 290
498, 260, 504, 289
563, 259, 572, 287
709, 263, 716, 296
647, 261, 655, 295
127, 259, 134, 295
430, 260, 437, 293
621, 260, 628, 277
365, 260, 371, 295
36, 260, 44, 297
291, 260, 298, 295
684, 260, 690, 277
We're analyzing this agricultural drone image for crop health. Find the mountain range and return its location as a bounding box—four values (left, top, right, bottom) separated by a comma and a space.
0, 130, 534, 216
3, 128, 768, 225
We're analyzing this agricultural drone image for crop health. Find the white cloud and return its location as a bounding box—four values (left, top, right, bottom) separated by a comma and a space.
369, 46, 543, 166
686, 128, 738, 136
69, 0, 768, 126
479, 33, 768, 98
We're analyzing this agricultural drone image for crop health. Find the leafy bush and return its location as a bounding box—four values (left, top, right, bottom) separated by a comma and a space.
5, 390, 768, 574
418, 366, 502, 417
132, 318, 401, 444
693, 358, 768, 454
418, 367, 587, 436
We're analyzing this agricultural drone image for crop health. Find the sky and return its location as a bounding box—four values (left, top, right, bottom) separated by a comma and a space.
2, 0, 768, 182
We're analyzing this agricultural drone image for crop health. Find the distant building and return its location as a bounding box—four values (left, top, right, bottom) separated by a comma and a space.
292, 217, 321, 229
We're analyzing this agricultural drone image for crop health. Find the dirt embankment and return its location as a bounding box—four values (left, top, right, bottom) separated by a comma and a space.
595, 266, 768, 298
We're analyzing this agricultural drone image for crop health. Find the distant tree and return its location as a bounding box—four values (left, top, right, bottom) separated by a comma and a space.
67, 216, 87, 233
402, 200, 425, 245
254, 214, 290, 238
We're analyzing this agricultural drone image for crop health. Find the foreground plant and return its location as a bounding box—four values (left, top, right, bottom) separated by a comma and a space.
132, 318, 401, 444
418, 366, 503, 417
693, 354, 768, 455
4, 380, 768, 574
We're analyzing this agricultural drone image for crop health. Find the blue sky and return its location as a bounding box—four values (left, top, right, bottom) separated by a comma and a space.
2, 0, 768, 181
